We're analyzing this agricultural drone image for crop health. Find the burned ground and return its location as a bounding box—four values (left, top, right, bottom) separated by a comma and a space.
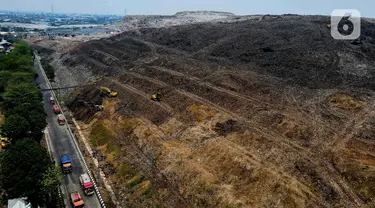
30, 15, 375, 208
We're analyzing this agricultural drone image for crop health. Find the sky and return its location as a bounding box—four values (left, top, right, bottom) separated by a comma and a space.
1, 0, 374, 17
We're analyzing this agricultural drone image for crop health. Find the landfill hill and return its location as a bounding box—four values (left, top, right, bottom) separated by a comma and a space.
30, 14, 375, 208
116, 11, 236, 32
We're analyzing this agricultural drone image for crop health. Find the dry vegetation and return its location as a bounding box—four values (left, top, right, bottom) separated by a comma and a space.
29, 14, 375, 208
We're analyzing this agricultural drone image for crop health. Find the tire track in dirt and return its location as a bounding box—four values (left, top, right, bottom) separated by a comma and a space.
151, 66, 266, 105
103, 72, 361, 206
218, 139, 325, 206
330, 103, 375, 151
151, 66, 341, 139
93, 49, 120, 61
110, 71, 363, 206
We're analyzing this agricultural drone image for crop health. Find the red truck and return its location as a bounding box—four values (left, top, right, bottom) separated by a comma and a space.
57, 114, 65, 125
70, 192, 85, 208
53, 104, 61, 114
79, 173, 95, 195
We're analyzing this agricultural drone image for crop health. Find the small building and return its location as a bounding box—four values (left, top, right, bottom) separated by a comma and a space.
0, 39, 12, 47
7, 198, 32, 208
0, 39, 13, 53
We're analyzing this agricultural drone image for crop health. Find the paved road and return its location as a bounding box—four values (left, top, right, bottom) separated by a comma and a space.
34, 54, 101, 208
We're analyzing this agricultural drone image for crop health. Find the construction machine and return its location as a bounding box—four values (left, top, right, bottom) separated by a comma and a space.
151, 92, 161, 102
100, 86, 118, 97
1, 137, 10, 149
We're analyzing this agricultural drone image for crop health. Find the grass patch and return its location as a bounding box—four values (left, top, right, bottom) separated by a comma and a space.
188, 104, 215, 122
89, 120, 115, 147
126, 174, 144, 189
329, 93, 367, 110
119, 164, 136, 181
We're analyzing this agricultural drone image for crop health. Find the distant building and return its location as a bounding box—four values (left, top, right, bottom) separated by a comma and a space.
7, 198, 33, 208
0, 38, 13, 53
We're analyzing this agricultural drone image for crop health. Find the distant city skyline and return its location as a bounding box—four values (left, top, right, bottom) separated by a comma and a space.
2, 0, 374, 17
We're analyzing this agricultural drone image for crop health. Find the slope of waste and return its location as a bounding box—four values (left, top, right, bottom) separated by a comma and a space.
117, 11, 235, 32
31, 14, 375, 208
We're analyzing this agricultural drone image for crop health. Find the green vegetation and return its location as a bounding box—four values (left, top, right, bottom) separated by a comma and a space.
0, 41, 61, 207
0, 139, 51, 207
40, 58, 55, 81
41, 166, 63, 207
0, 41, 46, 142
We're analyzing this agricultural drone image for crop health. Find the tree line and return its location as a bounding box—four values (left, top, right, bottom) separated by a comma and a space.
40, 58, 55, 82
0, 41, 62, 207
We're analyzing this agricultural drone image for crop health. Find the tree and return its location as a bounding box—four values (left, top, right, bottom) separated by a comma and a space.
8, 72, 34, 85
0, 139, 51, 207
0, 114, 29, 140
12, 41, 32, 56
6, 102, 47, 141
3, 83, 42, 110
44, 64, 55, 81
0, 71, 11, 92
0, 52, 33, 73
7, 103, 46, 137
41, 166, 63, 207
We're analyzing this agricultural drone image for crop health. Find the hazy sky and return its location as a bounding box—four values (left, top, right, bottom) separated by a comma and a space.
2, 0, 374, 17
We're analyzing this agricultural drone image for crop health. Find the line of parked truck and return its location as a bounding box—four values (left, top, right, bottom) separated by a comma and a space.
49, 96, 94, 208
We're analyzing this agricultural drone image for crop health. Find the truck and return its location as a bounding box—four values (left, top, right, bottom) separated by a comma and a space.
79, 173, 95, 195
70, 192, 85, 208
57, 114, 65, 125
53, 104, 61, 114
49, 96, 55, 105
61, 155, 72, 174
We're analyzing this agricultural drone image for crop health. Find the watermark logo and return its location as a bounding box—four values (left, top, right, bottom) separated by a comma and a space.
331, 9, 361, 40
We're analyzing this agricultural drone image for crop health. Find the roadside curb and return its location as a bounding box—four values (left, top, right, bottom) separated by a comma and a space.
71, 117, 121, 207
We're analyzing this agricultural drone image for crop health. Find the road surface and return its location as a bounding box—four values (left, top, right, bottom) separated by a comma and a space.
34, 54, 101, 208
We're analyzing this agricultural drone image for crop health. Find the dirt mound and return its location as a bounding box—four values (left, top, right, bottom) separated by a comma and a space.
33, 14, 375, 208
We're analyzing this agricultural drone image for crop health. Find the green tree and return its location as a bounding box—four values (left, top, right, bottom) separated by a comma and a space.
0, 52, 33, 73
12, 41, 32, 56
0, 114, 30, 140
0, 71, 11, 92
41, 166, 63, 207
3, 83, 41, 109
6, 103, 47, 141
8, 72, 34, 85
0, 139, 51, 207
44, 64, 55, 81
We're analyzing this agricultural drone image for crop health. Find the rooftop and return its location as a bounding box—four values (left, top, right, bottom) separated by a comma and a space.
7, 198, 32, 208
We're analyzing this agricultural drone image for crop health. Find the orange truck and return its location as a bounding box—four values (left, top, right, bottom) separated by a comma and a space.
70, 192, 85, 208
79, 173, 95, 195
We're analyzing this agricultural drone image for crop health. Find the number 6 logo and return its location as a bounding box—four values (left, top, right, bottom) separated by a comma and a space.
331, 9, 361, 40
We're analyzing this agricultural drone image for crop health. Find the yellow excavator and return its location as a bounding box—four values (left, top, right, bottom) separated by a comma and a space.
100, 86, 118, 97
1, 137, 10, 149
151, 92, 161, 102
